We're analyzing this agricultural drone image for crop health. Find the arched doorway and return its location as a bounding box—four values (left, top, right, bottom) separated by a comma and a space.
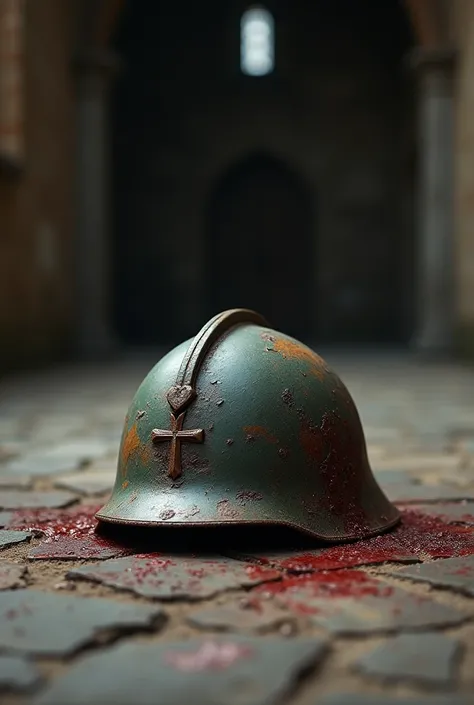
207, 153, 315, 340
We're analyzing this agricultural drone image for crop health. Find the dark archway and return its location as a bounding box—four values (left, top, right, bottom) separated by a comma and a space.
108, 0, 415, 347
207, 153, 315, 340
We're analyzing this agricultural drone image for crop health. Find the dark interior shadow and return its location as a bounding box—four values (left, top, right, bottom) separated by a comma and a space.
206, 152, 315, 340
95, 521, 325, 556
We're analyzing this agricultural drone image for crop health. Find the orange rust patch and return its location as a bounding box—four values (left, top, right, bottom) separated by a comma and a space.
121, 423, 141, 466
122, 480, 129, 490
140, 443, 153, 466
243, 426, 278, 444
272, 338, 327, 381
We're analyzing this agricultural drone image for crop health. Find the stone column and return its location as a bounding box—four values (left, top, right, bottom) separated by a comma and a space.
411, 48, 456, 355
0, 0, 24, 170
74, 47, 120, 358
456, 5, 474, 358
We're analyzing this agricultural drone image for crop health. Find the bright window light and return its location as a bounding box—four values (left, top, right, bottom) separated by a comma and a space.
240, 7, 274, 77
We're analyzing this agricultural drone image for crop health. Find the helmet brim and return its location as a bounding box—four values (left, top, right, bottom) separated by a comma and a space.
96, 478, 400, 543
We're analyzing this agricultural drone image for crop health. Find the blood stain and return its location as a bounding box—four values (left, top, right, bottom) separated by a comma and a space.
265, 509, 474, 573
244, 564, 281, 582
164, 641, 253, 672
254, 569, 390, 615
3, 505, 131, 560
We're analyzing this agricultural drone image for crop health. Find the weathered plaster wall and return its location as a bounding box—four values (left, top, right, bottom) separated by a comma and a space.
0, 0, 76, 371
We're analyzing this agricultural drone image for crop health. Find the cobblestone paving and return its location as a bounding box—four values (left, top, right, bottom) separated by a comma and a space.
0, 352, 474, 704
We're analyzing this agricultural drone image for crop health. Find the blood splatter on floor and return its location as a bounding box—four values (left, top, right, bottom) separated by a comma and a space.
244, 509, 474, 572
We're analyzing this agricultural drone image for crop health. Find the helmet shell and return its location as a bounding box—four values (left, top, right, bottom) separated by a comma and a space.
97, 310, 399, 541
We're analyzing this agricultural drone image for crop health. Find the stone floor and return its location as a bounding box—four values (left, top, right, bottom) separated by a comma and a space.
0, 351, 474, 704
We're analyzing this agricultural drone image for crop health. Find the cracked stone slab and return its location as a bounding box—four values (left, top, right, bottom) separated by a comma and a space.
69, 555, 282, 600
386, 484, 474, 504
412, 502, 474, 525
396, 555, 474, 596
27, 416, 88, 443
0, 491, 76, 510
0, 654, 42, 692
373, 471, 419, 489
187, 601, 295, 633
376, 454, 462, 473
3, 456, 77, 477
0, 589, 165, 656
1, 505, 132, 561
0, 512, 12, 527
318, 695, 470, 705
0, 560, 27, 589
3, 439, 112, 477
306, 590, 467, 635
363, 427, 402, 443
400, 437, 453, 453
0, 442, 22, 464
0, 474, 32, 489
354, 632, 461, 686
0, 420, 20, 440
461, 438, 474, 455
54, 471, 115, 496
32, 635, 328, 705
28, 536, 132, 561
0, 530, 32, 550
258, 574, 468, 634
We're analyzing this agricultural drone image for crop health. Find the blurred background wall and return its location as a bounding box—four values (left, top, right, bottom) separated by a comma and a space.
0, 0, 472, 373
0, 0, 77, 370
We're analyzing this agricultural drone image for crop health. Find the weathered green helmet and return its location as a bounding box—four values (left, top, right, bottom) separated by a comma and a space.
97, 309, 399, 541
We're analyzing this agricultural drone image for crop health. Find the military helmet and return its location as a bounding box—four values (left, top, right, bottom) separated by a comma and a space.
97, 309, 399, 541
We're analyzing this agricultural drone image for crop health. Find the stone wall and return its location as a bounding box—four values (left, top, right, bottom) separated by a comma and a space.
3, 0, 474, 369
0, 0, 76, 371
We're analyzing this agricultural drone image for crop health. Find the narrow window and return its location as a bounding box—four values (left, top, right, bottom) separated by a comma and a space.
240, 7, 274, 77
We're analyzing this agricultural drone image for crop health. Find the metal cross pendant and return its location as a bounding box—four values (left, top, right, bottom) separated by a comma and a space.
151, 413, 204, 480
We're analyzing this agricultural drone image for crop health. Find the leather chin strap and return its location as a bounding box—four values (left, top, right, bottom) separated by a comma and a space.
166, 308, 268, 414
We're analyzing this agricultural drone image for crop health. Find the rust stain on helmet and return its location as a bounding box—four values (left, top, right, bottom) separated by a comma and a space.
121, 423, 141, 470
242, 426, 278, 444
271, 338, 328, 381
